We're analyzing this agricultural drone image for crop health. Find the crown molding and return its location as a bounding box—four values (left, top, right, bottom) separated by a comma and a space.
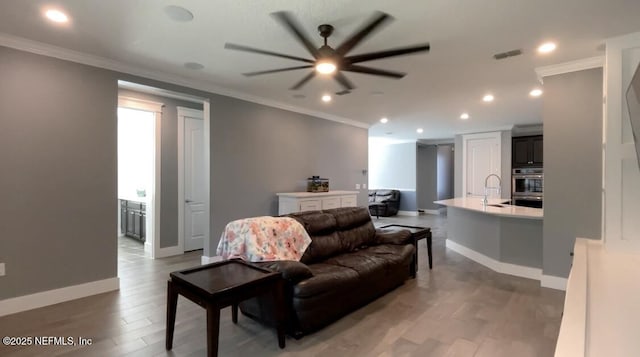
0, 32, 369, 129
118, 81, 206, 104
535, 56, 605, 83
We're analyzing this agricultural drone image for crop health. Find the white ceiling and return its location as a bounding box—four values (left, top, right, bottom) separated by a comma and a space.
1, 1, 640, 139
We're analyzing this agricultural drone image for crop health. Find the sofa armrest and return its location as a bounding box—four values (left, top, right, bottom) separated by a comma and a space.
255, 260, 313, 284
374, 228, 413, 245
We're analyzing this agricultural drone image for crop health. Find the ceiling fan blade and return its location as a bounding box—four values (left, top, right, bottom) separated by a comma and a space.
343, 65, 406, 78
225, 43, 315, 63
334, 72, 355, 90
243, 65, 314, 77
335, 12, 392, 55
335, 90, 351, 96
272, 12, 320, 59
290, 71, 316, 90
345, 44, 430, 64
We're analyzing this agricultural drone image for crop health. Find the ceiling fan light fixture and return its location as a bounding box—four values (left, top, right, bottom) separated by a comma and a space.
315, 61, 337, 74
530, 88, 543, 97
44, 9, 69, 23
537, 42, 557, 54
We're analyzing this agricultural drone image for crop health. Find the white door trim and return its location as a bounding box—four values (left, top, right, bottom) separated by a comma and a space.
177, 106, 209, 253
461, 131, 502, 197
117, 96, 163, 259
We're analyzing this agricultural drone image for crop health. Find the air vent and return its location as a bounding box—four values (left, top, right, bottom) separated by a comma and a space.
493, 49, 523, 60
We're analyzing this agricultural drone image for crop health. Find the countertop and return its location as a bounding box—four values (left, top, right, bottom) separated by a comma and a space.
276, 190, 359, 198
119, 196, 148, 203
434, 197, 543, 220
556, 238, 640, 356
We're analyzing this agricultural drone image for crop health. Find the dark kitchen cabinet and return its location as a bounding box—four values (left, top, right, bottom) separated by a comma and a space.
120, 199, 146, 242
512, 135, 543, 167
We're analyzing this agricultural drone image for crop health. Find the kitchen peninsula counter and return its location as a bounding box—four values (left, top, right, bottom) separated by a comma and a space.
436, 197, 544, 282
434, 197, 543, 219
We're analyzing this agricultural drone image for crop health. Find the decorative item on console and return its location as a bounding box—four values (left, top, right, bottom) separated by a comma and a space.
307, 176, 329, 192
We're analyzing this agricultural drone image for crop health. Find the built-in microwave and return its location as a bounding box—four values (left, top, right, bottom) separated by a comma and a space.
512, 168, 543, 208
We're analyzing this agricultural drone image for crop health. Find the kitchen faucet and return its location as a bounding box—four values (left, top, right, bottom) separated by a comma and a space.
482, 174, 502, 206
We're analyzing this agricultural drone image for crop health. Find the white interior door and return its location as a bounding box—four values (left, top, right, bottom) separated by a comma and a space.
184, 113, 206, 251
463, 132, 501, 198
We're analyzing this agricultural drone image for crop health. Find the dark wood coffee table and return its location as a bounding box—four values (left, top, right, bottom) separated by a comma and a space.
166, 259, 285, 357
380, 224, 432, 270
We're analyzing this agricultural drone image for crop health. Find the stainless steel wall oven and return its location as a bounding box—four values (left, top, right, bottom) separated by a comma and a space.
511, 168, 543, 208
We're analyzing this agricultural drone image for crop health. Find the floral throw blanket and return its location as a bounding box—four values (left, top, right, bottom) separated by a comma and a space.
216, 216, 312, 262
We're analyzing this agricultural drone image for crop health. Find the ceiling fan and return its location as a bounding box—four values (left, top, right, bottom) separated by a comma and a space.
224, 11, 430, 93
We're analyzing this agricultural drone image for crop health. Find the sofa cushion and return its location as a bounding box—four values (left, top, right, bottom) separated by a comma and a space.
324, 253, 389, 280
298, 231, 344, 264
358, 244, 415, 266
375, 228, 413, 245
288, 211, 337, 235
293, 263, 359, 298
256, 260, 313, 284
325, 207, 376, 251
288, 212, 345, 264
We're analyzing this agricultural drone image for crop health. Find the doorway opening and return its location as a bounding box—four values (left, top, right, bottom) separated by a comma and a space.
116, 81, 210, 263
117, 97, 162, 258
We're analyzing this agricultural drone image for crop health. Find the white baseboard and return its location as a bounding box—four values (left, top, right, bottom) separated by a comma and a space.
397, 210, 419, 217
156, 245, 183, 258
446, 239, 542, 281
201, 255, 223, 265
541, 274, 568, 291
0, 277, 120, 317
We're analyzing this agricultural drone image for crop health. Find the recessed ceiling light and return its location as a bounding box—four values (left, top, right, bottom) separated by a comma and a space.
184, 62, 204, 70
321, 94, 332, 102
164, 5, 194, 22
483, 94, 494, 102
416, 128, 424, 134
316, 62, 337, 74
45, 9, 69, 23
460, 113, 470, 120
380, 117, 388, 124
530, 89, 543, 97
537, 42, 557, 54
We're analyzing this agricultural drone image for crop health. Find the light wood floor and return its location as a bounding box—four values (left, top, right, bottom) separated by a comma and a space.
0, 213, 565, 357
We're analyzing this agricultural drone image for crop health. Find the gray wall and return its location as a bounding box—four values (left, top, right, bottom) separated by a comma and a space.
118, 89, 203, 248
0, 46, 118, 299
208, 95, 368, 255
542, 68, 603, 278
436, 144, 455, 200
417, 145, 438, 210
0, 45, 368, 300
448, 208, 542, 269
454, 130, 511, 199
368, 141, 418, 211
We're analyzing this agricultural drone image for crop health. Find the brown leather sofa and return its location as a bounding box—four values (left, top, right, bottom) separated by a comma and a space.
368, 189, 401, 217
239, 206, 415, 337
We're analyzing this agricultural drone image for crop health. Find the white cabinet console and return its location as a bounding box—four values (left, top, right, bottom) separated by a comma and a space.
555, 238, 640, 356
277, 191, 359, 215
